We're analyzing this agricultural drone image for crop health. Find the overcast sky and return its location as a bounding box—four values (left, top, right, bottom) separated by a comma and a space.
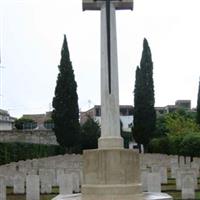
0, 0, 200, 118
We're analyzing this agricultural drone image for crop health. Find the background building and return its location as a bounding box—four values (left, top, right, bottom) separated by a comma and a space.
0, 109, 15, 130
80, 100, 194, 132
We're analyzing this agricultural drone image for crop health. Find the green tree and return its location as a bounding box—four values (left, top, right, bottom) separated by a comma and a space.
14, 118, 37, 130
132, 38, 156, 152
52, 35, 80, 152
197, 79, 200, 125
81, 117, 100, 150
165, 111, 199, 136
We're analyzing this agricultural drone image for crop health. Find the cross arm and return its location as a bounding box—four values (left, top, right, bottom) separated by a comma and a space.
82, 0, 133, 11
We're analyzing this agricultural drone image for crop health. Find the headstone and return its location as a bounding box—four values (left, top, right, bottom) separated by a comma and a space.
26, 175, 40, 200
141, 170, 149, 191
0, 176, 6, 200
72, 172, 80, 193
13, 173, 25, 194
181, 174, 195, 199
185, 157, 191, 166
170, 163, 179, 178
27, 169, 37, 175
160, 167, 168, 184
176, 169, 197, 190
179, 156, 185, 167
151, 165, 161, 173
39, 169, 53, 194
58, 174, 73, 195
191, 162, 200, 177
147, 173, 161, 193
56, 169, 65, 186
193, 157, 200, 165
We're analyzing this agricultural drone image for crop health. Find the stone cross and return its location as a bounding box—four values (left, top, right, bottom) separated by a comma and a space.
83, 0, 133, 149
94, 0, 122, 94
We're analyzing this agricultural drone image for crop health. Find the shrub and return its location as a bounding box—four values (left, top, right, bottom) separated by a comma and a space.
0, 142, 65, 165
168, 135, 184, 155
15, 118, 37, 130
179, 133, 200, 157
149, 137, 170, 154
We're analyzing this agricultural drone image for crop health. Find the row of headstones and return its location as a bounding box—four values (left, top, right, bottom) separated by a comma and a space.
0, 172, 80, 200
140, 153, 200, 169
0, 166, 82, 188
141, 164, 199, 200
0, 154, 82, 174
141, 171, 195, 200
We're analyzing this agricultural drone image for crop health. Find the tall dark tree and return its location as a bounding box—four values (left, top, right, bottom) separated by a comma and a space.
52, 35, 80, 152
132, 38, 156, 152
196, 79, 200, 125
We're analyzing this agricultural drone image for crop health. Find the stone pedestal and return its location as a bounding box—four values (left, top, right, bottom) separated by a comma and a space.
82, 149, 143, 200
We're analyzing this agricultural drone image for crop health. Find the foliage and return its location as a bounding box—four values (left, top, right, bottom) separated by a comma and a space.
81, 117, 100, 150
52, 35, 80, 151
0, 142, 65, 165
197, 80, 200, 125
121, 131, 132, 149
167, 135, 184, 155
149, 132, 200, 156
154, 115, 168, 137
120, 120, 133, 148
132, 38, 156, 152
14, 118, 37, 130
164, 111, 199, 136
179, 133, 200, 157
154, 110, 199, 139
148, 137, 170, 154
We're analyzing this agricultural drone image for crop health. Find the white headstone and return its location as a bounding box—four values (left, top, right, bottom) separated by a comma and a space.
72, 172, 80, 193
191, 162, 200, 177
151, 165, 161, 173
160, 167, 168, 184
147, 173, 161, 193
13, 173, 25, 194
179, 156, 185, 167
26, 175, 40, 200
141, 170, 148, 192
56, 169, 65, 186
39, 169, 53, 194
170, 163, 179, 178
58, 174, 73, 195
181, 174, 195, 200
0, 176, 6, 200
176, 169, 197, 190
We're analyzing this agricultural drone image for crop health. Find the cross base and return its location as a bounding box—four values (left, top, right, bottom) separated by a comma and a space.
98, 137, 123, 149
82, 149, 143, 200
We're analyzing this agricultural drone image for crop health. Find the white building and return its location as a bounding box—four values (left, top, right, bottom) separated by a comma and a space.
80, 105, 134, 132
0, 109, 15, 130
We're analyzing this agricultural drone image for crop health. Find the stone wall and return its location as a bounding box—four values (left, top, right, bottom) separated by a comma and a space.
0, 130, 58, 145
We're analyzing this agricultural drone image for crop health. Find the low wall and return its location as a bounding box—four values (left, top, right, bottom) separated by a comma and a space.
0, 130, 58, 145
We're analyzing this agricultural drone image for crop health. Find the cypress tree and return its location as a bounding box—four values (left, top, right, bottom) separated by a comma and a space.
132, 38, 156, 152
52, 35, 80, 152
196, 79, 200, 125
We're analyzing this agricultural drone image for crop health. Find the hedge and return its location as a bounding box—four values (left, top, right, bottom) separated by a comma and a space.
0, 142, 65, 165
149, 133, 200, 157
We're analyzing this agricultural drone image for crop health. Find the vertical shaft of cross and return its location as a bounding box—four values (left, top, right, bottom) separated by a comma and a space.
82, 0, 133, 149
98, 2, 123, 149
